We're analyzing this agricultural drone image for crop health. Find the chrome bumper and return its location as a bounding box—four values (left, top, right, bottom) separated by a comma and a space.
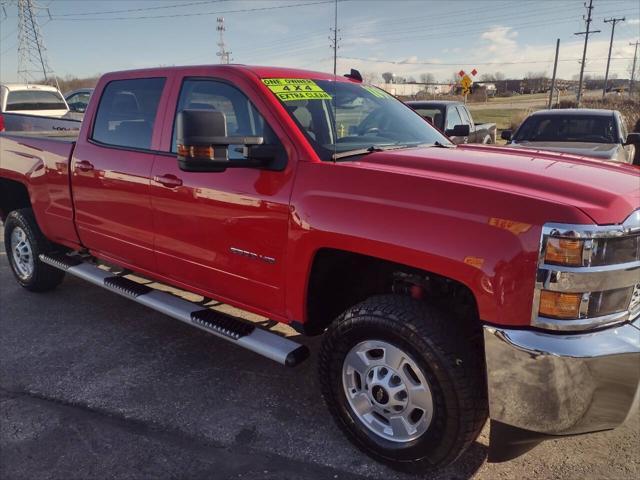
484, 320, 640, 460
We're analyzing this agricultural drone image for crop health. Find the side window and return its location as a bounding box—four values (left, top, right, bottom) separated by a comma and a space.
172, 79, 278, 159
618, 114, 628, 141
446, 107, 462, 130
457, 106, 472, 125
92, 78, 166, 150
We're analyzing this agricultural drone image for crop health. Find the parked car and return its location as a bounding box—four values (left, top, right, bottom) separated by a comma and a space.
502, 109, 638, 164
1, 65, 639, 472
406, 100, 497, 144
0, 83, 69, 118
64, 88, 94, 120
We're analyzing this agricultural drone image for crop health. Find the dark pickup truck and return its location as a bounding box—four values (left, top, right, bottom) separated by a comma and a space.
407, 100, 497, 145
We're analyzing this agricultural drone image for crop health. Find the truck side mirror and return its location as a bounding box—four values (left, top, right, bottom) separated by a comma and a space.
446, 124, 470, 137
624, 133, 640, 145
176, 109, 264, 173
501, 130, 512, 141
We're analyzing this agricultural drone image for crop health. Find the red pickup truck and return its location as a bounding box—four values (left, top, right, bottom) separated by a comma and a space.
1, 65, 639, 472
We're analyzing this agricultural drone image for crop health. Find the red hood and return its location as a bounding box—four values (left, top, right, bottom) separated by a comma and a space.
356, 144, 639, 225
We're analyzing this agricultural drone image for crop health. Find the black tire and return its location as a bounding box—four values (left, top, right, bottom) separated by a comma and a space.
4, 208, 65, 292
318, 294, 487, 472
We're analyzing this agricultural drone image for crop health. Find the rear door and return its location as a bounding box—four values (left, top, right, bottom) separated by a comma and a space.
71, 76, 168, 271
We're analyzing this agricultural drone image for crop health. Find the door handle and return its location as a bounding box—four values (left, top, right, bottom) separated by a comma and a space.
154, 174, 183, 188
76, 160, 94, 172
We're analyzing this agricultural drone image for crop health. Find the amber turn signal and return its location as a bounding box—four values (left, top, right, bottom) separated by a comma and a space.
177, 144, 214, 159
544, 238, 584, 266
539, 290, 582, 319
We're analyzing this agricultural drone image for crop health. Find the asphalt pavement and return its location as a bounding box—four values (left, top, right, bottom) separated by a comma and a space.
1, 226, 638, 480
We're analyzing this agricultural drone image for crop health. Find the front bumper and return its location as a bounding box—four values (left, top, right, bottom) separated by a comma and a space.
484, 319, 640, 461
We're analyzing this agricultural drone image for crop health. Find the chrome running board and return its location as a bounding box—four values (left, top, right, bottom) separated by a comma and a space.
40, 253, 309, 367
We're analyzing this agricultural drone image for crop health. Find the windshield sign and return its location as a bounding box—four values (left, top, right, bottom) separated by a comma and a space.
263, 79, 452, 161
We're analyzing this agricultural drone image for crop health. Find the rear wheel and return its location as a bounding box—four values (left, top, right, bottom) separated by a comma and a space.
318, 295, 487, 472
4, 209, 65, 292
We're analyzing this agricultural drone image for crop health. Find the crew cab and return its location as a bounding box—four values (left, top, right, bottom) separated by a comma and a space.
502, 109, 639, 165
1, 65, 639, 472
406, 100, 497, 144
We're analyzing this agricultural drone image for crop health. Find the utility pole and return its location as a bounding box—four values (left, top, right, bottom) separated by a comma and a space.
603, 17, 625, 99
630, 41, 639, 97
329, 0, 339, 75
216, 17, 231, 64
574, 0, 600, 106
17, 0, 56, 85
548, 39, 560, 109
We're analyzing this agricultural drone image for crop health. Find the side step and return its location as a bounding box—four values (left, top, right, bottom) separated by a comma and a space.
40, 253, 309, 367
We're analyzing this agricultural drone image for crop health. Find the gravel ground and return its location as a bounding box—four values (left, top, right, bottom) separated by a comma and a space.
0, 226, 638, 480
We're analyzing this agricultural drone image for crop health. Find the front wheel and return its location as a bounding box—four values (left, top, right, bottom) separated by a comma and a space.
318, 295, 487, 472
4, 209, 66, 292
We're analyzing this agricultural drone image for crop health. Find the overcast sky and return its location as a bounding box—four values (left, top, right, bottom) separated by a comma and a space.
0, 0, 638, 83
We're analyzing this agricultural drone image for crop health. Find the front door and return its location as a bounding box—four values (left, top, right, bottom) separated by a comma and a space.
150, 76, 295, 317
72, 77, 167, 271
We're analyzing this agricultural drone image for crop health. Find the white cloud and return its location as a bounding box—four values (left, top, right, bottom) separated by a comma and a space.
628, 18, 640, 25
480, 26, 519, 52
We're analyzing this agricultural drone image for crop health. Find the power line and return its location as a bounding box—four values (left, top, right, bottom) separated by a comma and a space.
574, 0, 600, 106
49, 0, 337, 21
52, 0, 228, 17
340, 55, 633, 66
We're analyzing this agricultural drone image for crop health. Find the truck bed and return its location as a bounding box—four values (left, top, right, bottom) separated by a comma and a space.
0, 132, 79, 247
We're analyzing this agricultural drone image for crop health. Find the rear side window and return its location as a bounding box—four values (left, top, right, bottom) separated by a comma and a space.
6, 90, 67, 111
92, 78, 166, 150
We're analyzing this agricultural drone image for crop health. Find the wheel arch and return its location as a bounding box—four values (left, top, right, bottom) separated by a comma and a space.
303, 247, 481, 336
0, 177, 31, 221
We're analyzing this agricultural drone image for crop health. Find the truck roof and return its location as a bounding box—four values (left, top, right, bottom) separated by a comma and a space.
528, 108, 616, 116
100, 64, 354, 82
1, 83, 62, 92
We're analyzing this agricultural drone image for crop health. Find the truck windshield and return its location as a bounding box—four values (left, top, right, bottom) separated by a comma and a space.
6, 90, 67, 111
264, 79, 451, 161
514, 115, 617, 144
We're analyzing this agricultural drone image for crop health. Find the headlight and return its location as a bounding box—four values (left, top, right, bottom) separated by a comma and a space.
533, 210, 640, 331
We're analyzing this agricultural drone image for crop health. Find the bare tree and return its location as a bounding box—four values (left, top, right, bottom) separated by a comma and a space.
382, 72, 394, 83
494, 72, 506, 81
407, 76, 417, 83
419, 73, 435, 84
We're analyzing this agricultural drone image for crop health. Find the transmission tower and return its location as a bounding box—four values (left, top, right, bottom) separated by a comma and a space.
216, 17, 231, 64
16, 0, 56, 84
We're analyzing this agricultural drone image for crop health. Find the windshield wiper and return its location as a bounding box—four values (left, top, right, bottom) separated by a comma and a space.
331, 144, 406, 161
432, 141, 455, 148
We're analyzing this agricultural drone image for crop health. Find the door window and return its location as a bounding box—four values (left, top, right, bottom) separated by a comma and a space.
457, 106, 472, 125
172, 79, 278, 160
92, 78, 166, 150
446, 107, 463, 130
